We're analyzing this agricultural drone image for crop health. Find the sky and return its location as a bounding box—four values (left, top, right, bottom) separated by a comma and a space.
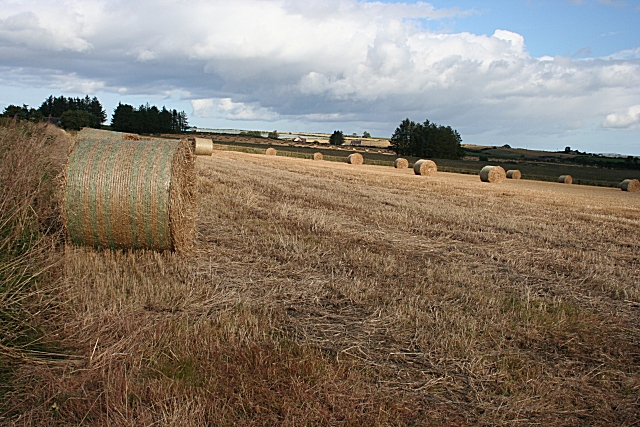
0, 0, 639, 154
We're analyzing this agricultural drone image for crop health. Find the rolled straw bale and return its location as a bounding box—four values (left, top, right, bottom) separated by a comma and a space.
63, 129, 196, 252
347, 153, 363, 165
479, 165, 506, 183
620, 179, 640, 192
506, 169, 521, 179
123, 133, 141, 141
413, 159, 437, 176
394, 158, 409, 169
313, 152, 323, 161
558, 175, 573, 184
266, 147, 277, 156
194, 137, 213, 156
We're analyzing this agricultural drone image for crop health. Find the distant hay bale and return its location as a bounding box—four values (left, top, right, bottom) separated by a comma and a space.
620, 179, 640, 192
266, 147, 277, 156
63, 129, 196, 252
194, 137, 213, 156
347, 153, 363, 165
313, 152, 323, 161
394, 158, 408, 169
558, 175, 573, 184
123, 133, 141, 141
506, 169, 521, 179
413, 159, 437, 176
479, 165, 506, 183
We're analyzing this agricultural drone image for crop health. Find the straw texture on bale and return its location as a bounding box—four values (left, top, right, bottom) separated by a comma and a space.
506, 170, 522, 179
123, 133, 141, 141
313, 152, 323, 161
347, 153, 363, 165
63, 129, 196, 252
413, 159, 437, 176
558, 175, 573, 184
266, 147, 277, 156
479, 165, 506, 183
194, 137, 213, 156
394, 158, 409, 169
620, 179, 640, 192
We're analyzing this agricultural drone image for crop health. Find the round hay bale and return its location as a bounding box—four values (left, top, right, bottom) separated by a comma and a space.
558, 175, 573, 184
194, 137, 213, 156
123, 133, 141, 141
506, 169, 521, 179
266, 147, 277, 156
479, 165, 506, 183
347, 153, 363, 165
63, 129, 196, 252
413, 159, 437, 176
620, 179, 640, 192
313, 152, 323, 161
394, 158, 409, 169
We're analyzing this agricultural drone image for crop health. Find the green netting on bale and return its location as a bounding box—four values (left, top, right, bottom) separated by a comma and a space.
64, 129, 184, 251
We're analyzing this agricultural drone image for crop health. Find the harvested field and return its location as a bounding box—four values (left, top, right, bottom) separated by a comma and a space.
3, 149, 640, 426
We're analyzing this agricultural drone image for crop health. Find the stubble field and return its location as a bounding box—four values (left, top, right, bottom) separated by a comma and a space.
4, 147, 640, 426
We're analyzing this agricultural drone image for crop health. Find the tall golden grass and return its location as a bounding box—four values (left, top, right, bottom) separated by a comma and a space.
2, 138, 640, 426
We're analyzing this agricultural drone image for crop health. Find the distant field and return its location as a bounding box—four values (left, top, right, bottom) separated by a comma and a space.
206, 139, 640, 187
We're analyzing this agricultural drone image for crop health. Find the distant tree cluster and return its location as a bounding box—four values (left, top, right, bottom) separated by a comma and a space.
239, 130, 264, 138
111, 103, 188, 134
1, 95, 107, 130
390, 118, 463, 159
329, 130, 345, 146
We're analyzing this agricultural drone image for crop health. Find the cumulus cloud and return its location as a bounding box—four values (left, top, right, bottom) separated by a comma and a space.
0, 0, 638, 151
602, 105, 640, 129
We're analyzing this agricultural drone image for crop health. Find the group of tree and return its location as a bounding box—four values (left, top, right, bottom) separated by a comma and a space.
329, 130, 345, 146
2, 95, 190, 133
390, 118, 463, 159
1, 95, 107, 130
111, 103, 188, 134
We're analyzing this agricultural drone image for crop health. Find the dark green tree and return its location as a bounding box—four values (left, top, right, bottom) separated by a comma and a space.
1, 105, 43, 122
60, 110, 100, 130
363, 131, 371, 138
268, 130, 279, 139
329, 130, 345, 146
390, 118, 462, 159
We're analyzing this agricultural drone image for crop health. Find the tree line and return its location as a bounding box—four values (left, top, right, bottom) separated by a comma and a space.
390, 119, 463, 159
1, 95, 189, 133
111, 103, 188, 134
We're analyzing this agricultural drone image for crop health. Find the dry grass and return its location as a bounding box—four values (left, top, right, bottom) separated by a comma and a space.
2, 148, 640, 426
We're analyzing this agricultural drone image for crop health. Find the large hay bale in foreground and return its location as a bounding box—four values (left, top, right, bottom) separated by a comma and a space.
266, 147, 277, 156
63, 129, 196, 252
506, 169, 521, 179
394, 158, 408, 169
313, 152, 323, 161
347, 153, 363, 165
620, 179, 640, 192
413, 159, 437, 176
558, 175, 573, 184
479, 165, 506, 183
194, 137, 213, 156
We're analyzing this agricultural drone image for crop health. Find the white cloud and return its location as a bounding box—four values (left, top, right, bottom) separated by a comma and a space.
0, 0, 638, 152
602, 105, 640, 129
192, 98, 278, 121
